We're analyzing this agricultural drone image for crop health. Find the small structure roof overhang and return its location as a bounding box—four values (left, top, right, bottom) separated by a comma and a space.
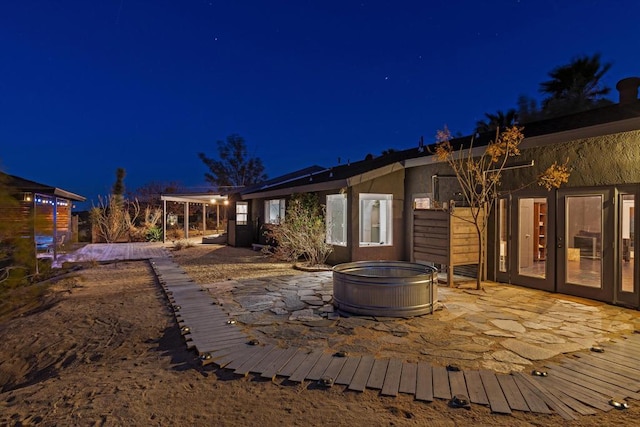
3, 173, 86, 201
160, 193, 228, 204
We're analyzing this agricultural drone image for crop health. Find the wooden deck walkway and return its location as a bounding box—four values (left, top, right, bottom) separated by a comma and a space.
151, 257, 640, 421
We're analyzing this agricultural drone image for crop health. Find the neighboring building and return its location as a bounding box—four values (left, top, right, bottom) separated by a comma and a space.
0, 173, 85, 258
227, 77, 640, 309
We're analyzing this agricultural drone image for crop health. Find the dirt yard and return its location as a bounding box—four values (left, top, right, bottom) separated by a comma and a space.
0, 245, 638, 426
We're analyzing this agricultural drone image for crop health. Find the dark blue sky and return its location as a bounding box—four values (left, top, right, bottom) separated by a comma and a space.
1, 0, 639, 208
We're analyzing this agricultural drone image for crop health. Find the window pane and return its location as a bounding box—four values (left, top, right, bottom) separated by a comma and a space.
359, 194, 392, 246
621, 194, 634, 293
326, 194, 347, 246
498, 198, 507, 273
566, 195, 602, 288
518, 198, 547, 279
265, 199, 285, 224
236, 202, 248, 226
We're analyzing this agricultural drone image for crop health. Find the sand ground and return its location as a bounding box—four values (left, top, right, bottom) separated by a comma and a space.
1, 245, 638, 426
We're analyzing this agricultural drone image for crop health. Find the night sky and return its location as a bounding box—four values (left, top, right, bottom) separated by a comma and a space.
1, 0, 639, 208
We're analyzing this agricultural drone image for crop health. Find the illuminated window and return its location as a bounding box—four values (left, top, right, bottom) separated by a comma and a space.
236, 202, 248, 225
265, 199, 286, 224
359, 193, 392, 246
326, 194, 347, 246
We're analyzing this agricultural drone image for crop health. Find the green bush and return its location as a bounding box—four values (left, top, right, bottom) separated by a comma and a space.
146, 226, 162, 242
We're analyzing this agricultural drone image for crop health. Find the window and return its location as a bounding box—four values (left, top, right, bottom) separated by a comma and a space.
236, 202, 248, 225
326, 194, 347, 246
265, 199, 286, 224
359, 193, 392, 246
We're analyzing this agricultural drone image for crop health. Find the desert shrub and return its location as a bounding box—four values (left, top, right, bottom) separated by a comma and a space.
173, 239, 194, 251
167, 226, 184, 241
265, 193, 333, 267
91, 196, 142, 243
146, 226, 162, 242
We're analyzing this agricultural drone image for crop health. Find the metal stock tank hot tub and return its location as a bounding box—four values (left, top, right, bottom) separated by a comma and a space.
332, 261, 438, 317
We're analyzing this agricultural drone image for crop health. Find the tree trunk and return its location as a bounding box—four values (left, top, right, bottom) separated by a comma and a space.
476, 225, 483, 290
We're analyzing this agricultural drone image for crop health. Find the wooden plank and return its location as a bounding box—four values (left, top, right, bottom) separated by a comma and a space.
288, 351, 324, 383
600, 343, 640, 359
464, 370, 489, 405
201, 338, 254, 353
366, 359, 389, 390
448, 370, 467, 398
611, 337, 640, 352
544, 364, 624, 399
587, 348, 640, 371
479, 370, 511, 414
192, 337, 249, 354
560, 359, 639, 392
574, 353, 640, 381
531, 378, 597, 415
381, 359, 403, 397
514, 372, 577, 421
496, 374, 529, 412
250, 348, 289, 376
215, 345, 260, 369
260, 348, 299, 380
233, 345, 275, 376
335, 356, 361, 386
432, 366, 451, 399
416, 362, 433, 402
306, 353, 334, 381
540, 375, 613, 412
512, 376, 553, 415
545, 364, 640, 400
348, 355, 375, 392
322, 356, 347, 382
398, 362, 417, 395
277, 350, 311, 377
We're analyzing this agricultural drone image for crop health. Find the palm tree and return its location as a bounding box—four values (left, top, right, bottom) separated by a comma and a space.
539, 53, 613, 117
475, 109, 518, 134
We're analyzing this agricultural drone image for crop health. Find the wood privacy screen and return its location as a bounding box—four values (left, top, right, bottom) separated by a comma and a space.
413, 208, 483, 286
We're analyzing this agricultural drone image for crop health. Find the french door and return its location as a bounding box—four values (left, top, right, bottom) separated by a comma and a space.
615, 190, 639, 307
556, 189, 613, 302
496, 193, 555, 292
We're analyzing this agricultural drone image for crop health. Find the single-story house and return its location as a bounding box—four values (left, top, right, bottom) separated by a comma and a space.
0, 173, 85, 259
225, 76, 640, 310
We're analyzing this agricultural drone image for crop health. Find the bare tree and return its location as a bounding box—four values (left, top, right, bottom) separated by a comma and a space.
435, 126, 570, 289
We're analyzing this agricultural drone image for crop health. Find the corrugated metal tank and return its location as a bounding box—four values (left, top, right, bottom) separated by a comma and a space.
333, 261, 437, 317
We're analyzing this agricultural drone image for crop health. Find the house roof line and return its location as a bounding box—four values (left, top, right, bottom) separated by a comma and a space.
3, 173, 86, 202
240, 179, 349, 200
520, 115, 640, 149
346, 161, 404, 187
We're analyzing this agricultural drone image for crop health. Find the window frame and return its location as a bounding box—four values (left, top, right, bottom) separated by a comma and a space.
326, 193, 347, 246
359, 193, 393, 247
264, 199, 286, 224
236, 201, 248, 226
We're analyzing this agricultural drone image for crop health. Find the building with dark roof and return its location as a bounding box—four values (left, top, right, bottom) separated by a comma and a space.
227, 77, 640, 309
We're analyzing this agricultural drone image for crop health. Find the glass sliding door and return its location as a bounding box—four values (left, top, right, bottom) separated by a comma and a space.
617, 193, 639, 307
565, 195, 602, 287
557, 189, 613, 302
510, 194, 554, 291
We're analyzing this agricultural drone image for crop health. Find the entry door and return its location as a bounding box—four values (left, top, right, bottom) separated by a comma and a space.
616, 192, 639, 307
509, 195, 555, 291
557, 189, 613, 302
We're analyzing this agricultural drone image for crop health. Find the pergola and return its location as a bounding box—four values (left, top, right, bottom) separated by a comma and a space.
160, 193, 228, 243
